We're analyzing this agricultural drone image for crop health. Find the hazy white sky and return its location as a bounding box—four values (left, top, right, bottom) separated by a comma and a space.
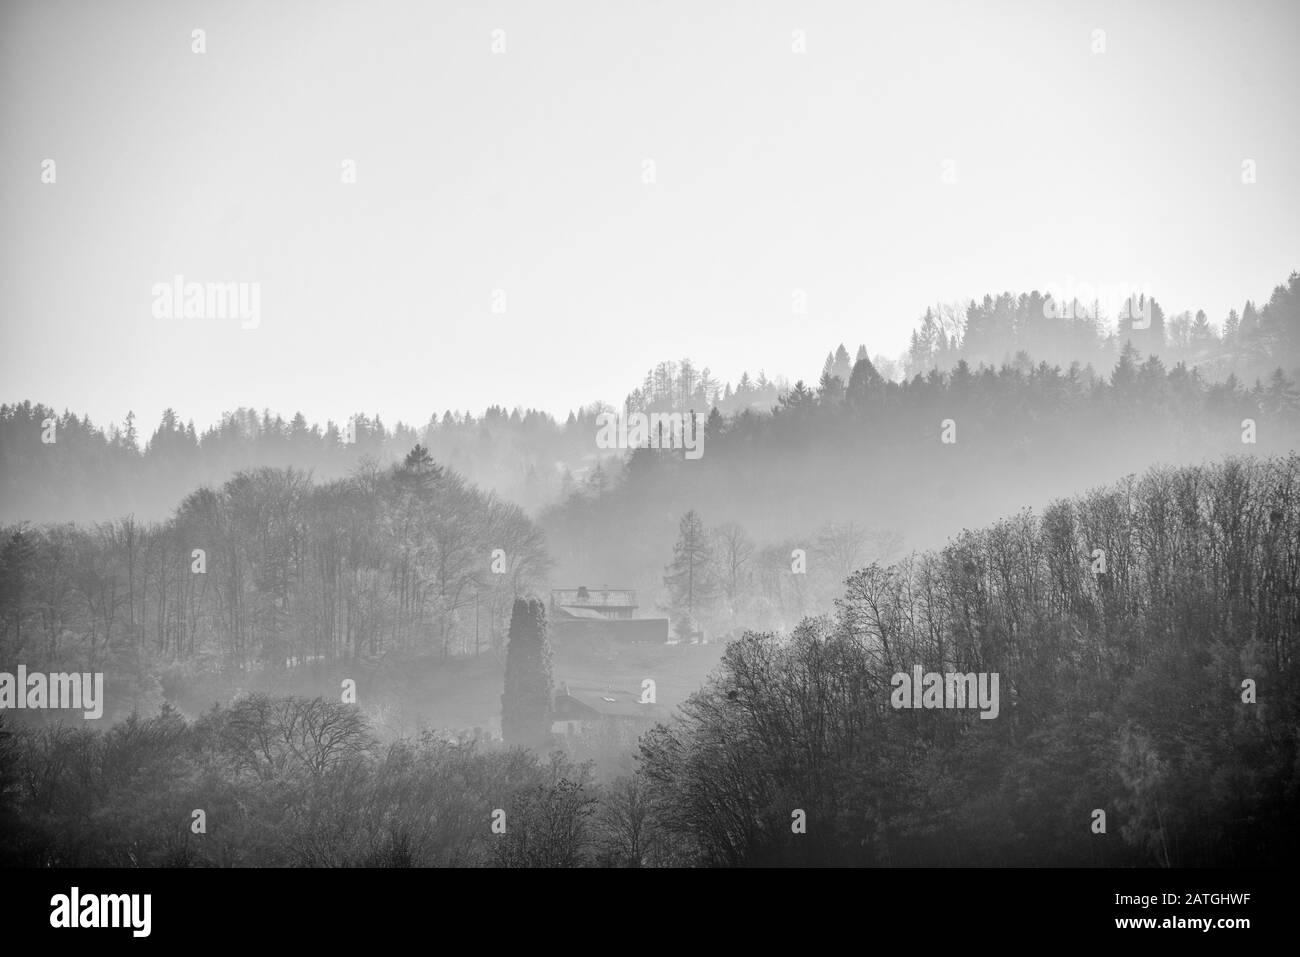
2, 0, 1297, 434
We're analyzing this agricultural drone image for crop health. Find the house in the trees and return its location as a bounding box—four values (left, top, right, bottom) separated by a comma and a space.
551, 586, 638, 618
550, 683, 665, 744
549, 586, 669, 644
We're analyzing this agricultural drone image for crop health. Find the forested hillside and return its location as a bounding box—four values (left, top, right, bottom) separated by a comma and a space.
545, 346, 1300, 632
0, 402, 588, 524
638, 455, 1300, 865
0, 446, 549, 721
3, 456, 1293, 866
900, 271, 1300, 382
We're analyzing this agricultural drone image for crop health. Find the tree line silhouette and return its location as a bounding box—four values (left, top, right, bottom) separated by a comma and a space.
0, 446, 549, 720
7, 270, 1294, 526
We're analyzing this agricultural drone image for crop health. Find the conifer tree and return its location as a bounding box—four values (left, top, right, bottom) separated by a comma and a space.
501, 597, 554, 749
832, 343, 853, 381
663, 511, 717, 630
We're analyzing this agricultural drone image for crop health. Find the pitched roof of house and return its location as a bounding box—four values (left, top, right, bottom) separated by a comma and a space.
552, 605, 610, 620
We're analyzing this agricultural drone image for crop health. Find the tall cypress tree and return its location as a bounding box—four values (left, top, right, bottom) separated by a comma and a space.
501, 598, 554, 749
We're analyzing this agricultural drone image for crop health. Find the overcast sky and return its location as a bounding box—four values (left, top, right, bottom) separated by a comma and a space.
2, 0, 1297, 434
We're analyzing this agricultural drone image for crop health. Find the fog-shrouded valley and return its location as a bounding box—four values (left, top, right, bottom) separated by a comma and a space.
3, 270, 1298, 868
1, 4, 1298, 936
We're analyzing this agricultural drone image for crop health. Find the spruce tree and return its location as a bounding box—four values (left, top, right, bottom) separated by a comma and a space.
664, 511, 718, 632
705, 406, 725, 439
1239, 301, 1260, 340
1191, 309, 1211, 342
846, 356, 884, 407
833, 343, 853, 381
1223, 308, 1240, 342
1145, 296, 1167, 352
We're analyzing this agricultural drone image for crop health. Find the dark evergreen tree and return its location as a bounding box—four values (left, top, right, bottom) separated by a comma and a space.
845, 356, 884, 407
1239, 300, 1260, 340
501, 597, 554, 749
1111, 340, 1141, 392
704, 406, 724, 440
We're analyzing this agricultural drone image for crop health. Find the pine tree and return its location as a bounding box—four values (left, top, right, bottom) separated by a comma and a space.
705, 406, 725, 439
908, 329, 927, 373
501, 597, 554, 749
396, 444, 440, 496
818, 367, 845, 404
833, 343, 853, 381
846, 356, 884, 407
1111, 340, 1141, 392
664, 511, 717, 630
964, 297, 994, 358
1191, 309, 1211, 342
1239, 301, 1260, 340
1223, 309, 1240, 342
122, 411, 139, 453
1264, 369, 1300, 415
1145, 296, 1167, 352
779, 380, 815, 410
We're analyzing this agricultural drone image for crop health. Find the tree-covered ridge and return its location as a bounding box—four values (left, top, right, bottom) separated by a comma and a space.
0, 447, 550, 719
0, 401, 592, 523
900, 270, 1300, 381
544, 344, 1300, 622
637, 455, 1300, 866
6, 271, 1296, 526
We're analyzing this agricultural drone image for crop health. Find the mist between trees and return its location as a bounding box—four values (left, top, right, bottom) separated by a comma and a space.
1, 272, 1297, 866
3, 333, 1299, 725
0, 446, 550, 721
4, 271, 1296, 527
541, 343, 1300, 616
0, 455, 1295, 866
